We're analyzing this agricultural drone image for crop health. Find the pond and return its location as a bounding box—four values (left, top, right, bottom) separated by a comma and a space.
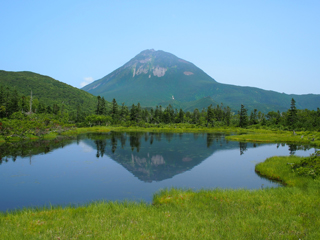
0, 132, 316, 212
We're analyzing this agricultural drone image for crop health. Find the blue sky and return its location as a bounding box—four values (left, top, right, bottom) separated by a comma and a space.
1, 0, 319, 94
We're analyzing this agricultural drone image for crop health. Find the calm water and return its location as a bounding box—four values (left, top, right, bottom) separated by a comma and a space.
0, 132, 316, 212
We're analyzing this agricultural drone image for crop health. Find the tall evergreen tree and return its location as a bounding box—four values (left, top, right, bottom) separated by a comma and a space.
192, 108, 200, 124
225, 106, 231, 126
95, 96, 101, 115
178, 108, 184, 123
239, 104, 248, 128
159, 105, 163, 122
120, 103, 128, 121
130, 104, 136, 121
207, 104, 214, 127
287, 98, 297, 127
154, 106, 160, 123
100, 97, 107, 115
150, 108, 154, 122
249, 109, 258, 125
111, 98, 119, 121
136, 103, 142, 122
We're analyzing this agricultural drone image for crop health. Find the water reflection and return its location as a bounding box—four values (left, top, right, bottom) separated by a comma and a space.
0, 131, 317, 212
0, 132, 314, 171
0, 136, 75, 165
79, 132, 312, 183
85, 132, 231, 182
239, 142, 247, 155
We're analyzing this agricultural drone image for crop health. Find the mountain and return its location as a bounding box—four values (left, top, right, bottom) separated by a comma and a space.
0, 70, 108, 113
82, 49, 320, 113
82, 132, 242, 182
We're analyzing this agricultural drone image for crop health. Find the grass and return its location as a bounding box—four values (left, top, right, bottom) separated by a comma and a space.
61, 126, 112, 135
61, 125, 251, 136
226, 130, 320, 146
255, 156, 309, 187
1, 154, 320, 239
2, 124, 319, 146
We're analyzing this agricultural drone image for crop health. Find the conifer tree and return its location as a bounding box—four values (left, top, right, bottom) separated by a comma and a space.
178, 108, 184, 123
249, 109, 258, 125
95, 96, 101, 115
207, 104, 214, 127
120, 103, 128, 122
287, 98, 297, 127
159, 105, 163, 122
130, 104, 136, 121
239, 104, 248, 128
136, 103, 142, 122
225, 106, 231, 126
192, 108, 200, 124
100, 97, 107, 115
111, 98, 119, 121
154, 106, 160, 123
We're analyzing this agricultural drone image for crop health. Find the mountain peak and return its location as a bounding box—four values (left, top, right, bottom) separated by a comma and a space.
139, 49, 156, 55
81, 49, 320, 112
82, 49, 217, 108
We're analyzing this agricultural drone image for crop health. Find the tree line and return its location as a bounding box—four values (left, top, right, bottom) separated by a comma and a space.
87, 97, 320, 131
0, 84, 320, 133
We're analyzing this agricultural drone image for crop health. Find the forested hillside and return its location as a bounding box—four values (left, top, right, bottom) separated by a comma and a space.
0, 70, 110, 114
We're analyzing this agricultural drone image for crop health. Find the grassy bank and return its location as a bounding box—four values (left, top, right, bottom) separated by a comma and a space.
62, 125, 248, 134
2, 123, 319, 146
1, 154, 320, 239
1, 125, 245, 143
226, 130, 320, 146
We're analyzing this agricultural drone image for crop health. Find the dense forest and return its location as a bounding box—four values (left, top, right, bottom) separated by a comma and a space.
0, 70, 109, 113
85, 97, 320, 131
0, 82, 319, 140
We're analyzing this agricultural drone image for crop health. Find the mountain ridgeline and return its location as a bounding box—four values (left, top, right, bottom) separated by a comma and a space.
82, 49, 320, 113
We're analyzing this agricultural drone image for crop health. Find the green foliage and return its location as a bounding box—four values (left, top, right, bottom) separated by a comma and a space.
111, 98, 119, 121
85, 114, 112, 127
239, 104, 248, 128
95, 96, 107, 115
0, 70, 111, 115
292, 151, 320, 179
287, 98, 298, 128
0, 113, 75, 140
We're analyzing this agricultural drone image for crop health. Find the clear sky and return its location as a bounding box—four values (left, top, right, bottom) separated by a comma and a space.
1, 0, 319, 94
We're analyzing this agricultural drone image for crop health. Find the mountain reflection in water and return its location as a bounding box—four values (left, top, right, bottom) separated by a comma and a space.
81, 132, 311, 182
82, 132, 230, 182
0, 131, 315, 212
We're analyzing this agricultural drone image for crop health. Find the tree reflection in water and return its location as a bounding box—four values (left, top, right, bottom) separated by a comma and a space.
0, 132, 313, 184
239, 142, 247, 155
87, 132, 245, 182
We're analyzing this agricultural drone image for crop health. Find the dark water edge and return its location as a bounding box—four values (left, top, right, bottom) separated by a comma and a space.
0, 132, 316, 212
